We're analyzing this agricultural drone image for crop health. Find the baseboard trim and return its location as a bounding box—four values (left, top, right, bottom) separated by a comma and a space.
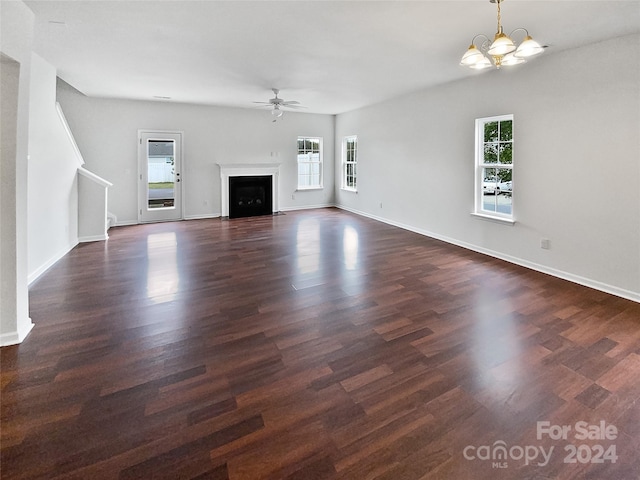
28, 242, 78, 285
280, 203, 334, 212
112, 219, 138, 227
336, 205, 640, 304
183, 213, 221, 220
0, 318, 34, 347
79, 234, 108, 243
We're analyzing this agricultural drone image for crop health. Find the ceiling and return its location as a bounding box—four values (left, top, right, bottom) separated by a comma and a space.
24, 0, 640, 115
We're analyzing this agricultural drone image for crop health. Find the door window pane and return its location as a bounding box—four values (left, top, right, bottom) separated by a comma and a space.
147, 140, 175, 209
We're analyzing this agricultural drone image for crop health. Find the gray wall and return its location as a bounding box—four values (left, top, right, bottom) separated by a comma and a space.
0, 1, 34, 345
335, 34, 640, 301
56, 85, 336, 225
28, 53, 80, 282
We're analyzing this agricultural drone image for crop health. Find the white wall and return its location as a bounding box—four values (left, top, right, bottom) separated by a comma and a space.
335, 34, 640, 301
0, 1, 35, 345
27, 53, 81, 282
56, 84, 336, 225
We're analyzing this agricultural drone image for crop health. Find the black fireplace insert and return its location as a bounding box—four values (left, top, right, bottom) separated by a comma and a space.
228, 175, 273, 218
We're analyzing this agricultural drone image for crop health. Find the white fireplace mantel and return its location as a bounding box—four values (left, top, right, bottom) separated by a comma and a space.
218, 163, 281, 217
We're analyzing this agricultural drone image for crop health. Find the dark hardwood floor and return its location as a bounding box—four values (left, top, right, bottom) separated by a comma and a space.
2, 208, 639, 479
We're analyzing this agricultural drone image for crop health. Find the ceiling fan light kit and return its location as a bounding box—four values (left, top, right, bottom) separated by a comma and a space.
253, 88, 304, 122
461, 0, 544, 70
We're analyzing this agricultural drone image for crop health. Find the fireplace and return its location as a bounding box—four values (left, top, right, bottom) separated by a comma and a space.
229, 175, 272, 218
218, 163, 281, 218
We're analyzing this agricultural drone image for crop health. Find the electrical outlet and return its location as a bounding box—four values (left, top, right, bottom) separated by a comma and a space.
540, 238, 550, 250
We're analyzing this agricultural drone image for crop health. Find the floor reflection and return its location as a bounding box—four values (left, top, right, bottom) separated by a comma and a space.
291, 218, 366, 295
295, 218, 320, 274
343, 225, 359, 271
146, 232, 179, 304
471, 293, 521, 385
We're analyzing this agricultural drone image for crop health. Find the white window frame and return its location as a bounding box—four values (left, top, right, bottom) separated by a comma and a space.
297, 136, 323, 190
342, 135, 358, 192
473, 114, 514, 224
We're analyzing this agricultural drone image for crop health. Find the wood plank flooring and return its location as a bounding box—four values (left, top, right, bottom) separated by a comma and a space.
2, 208, 640, 479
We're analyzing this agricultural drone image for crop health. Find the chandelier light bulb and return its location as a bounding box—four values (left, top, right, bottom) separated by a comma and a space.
514, 35, 544, 58
460, 45, 485, 66
488, 32, 517, 56
501, 52, 525, 66
470, 56, 493, 70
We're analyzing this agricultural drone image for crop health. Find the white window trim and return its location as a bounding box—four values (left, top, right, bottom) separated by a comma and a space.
342, 135, 358, 192
297, 136, 323, 190
470, 212, 515, 225
473, 114, 514, 223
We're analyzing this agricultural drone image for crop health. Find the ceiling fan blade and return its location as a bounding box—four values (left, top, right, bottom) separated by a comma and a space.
254, 89, 304, 112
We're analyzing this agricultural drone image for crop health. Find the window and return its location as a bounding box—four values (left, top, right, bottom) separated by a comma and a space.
342, 135, 358, 191
297, 137, 323, 189
475, 115, 513, 221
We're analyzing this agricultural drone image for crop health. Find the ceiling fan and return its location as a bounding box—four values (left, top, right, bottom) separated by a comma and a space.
253, 88, 305, 122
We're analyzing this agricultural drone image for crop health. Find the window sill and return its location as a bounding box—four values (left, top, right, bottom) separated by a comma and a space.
296, 187, 323, 192
470, 212, 515, 225
341, 188, 358, 193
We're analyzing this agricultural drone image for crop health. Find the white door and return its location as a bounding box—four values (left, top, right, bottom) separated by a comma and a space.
138, 131, 182, 223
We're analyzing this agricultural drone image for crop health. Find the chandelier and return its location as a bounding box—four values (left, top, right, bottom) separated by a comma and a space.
460, 0, 544, 69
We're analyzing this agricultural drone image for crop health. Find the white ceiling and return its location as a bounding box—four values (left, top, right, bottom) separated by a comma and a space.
24, 0, 640, 114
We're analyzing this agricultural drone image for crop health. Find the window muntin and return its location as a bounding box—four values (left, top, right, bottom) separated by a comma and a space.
476, 115, 513, 219
342, 135, 357, 191
297, 137, 323, 189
